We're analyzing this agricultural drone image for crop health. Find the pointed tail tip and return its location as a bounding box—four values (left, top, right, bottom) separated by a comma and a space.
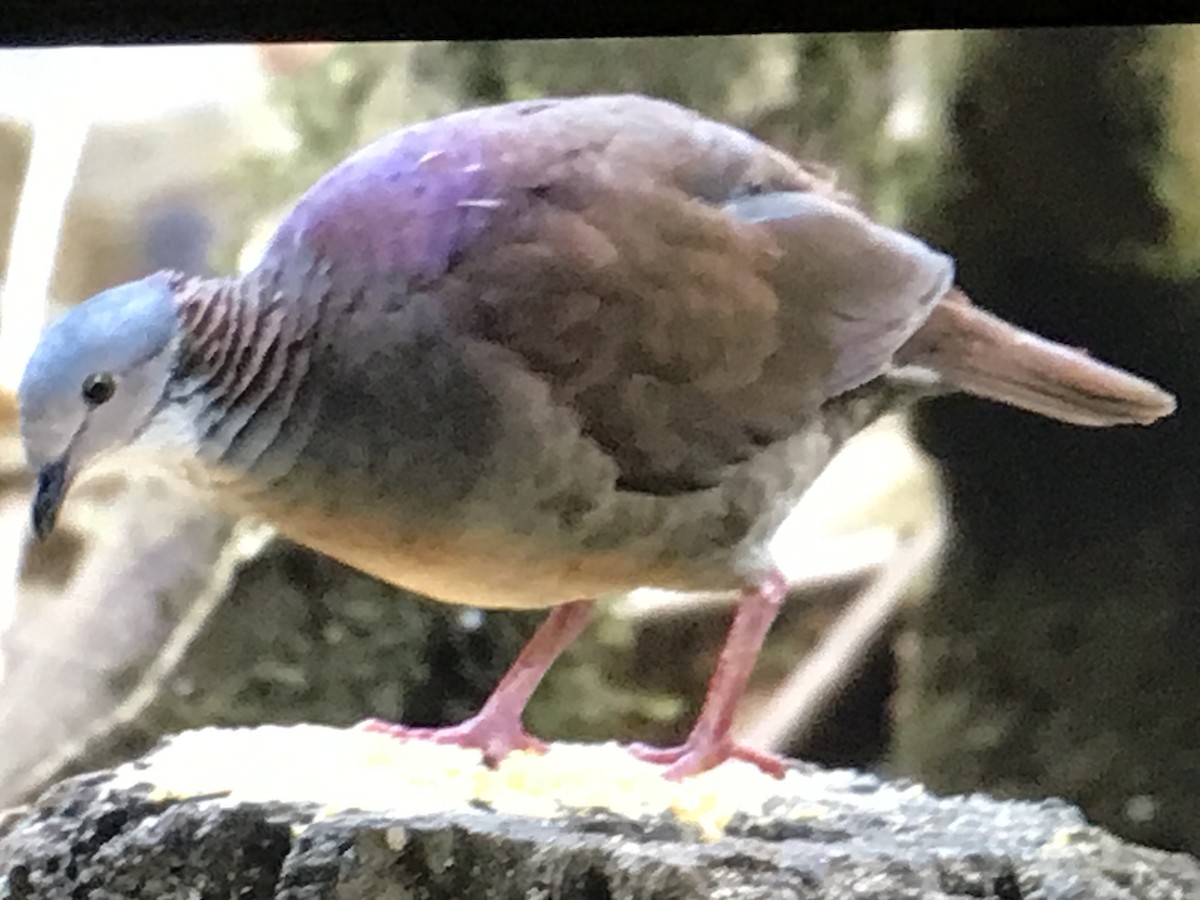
1103, 376, 1177, 427
1156, 391, 1179, 421
950, 356, 1179, 430
1021, 347, 1178, 428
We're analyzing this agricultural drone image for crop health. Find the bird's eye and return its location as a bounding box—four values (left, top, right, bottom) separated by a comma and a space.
81, 372, 116, 407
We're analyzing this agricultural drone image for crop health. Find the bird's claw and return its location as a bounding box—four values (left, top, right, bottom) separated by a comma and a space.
356, 716, 548, 767
628, 738, 790, 781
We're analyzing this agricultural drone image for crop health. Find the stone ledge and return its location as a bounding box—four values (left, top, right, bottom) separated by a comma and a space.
1, 725, 1197, 898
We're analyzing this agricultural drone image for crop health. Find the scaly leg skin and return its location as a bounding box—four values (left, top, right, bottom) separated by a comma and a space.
630, 571, 791, 781
358, 598, 594, 767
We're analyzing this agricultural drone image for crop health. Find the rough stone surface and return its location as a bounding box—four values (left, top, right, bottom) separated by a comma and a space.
0, 726, 1197, 899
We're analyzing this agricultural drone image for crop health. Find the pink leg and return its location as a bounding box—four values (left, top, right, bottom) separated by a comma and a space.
359, 599, 594, 767
630, 571, 791, 780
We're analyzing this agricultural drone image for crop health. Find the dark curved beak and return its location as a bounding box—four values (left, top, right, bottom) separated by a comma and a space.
31, 458, 69, 541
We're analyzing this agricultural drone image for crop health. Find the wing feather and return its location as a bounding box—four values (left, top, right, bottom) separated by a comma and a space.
255, 95, 951, 493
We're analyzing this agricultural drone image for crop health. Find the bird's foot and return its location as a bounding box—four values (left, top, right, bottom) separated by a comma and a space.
356, 716, 548, 768
628, 736, 790, 781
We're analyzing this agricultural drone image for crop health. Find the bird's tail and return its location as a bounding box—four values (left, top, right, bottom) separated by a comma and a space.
894, 289, 1176, 426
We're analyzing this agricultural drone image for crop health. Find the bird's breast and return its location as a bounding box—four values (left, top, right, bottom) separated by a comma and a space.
212, 332, 797, 608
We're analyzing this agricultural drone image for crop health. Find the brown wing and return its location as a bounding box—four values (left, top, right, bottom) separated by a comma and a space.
424, 96, 951, 494
269, 94, 953, 494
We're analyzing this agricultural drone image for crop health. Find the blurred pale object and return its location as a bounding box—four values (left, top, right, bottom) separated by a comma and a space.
771, 413, 939, 545
0, 44, 302, 391
621, 414, 942, 618
0, 45, 271, 125
0, 93, 87, 392
255, 42, 336, 76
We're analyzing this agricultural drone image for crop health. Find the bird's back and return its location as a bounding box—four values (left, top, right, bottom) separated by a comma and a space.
251, 94, 949, 498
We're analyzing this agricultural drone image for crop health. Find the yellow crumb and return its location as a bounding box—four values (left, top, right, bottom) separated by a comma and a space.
110, 725, 836, 843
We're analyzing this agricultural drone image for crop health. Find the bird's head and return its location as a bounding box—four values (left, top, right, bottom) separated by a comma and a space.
18, 272, 182, 540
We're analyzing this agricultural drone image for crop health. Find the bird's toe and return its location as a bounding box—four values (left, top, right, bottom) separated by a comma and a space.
355, 715, 548, 767
628, 737, 790, 781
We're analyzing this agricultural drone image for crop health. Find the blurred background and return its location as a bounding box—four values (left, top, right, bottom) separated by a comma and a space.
0, 28, 1195, 856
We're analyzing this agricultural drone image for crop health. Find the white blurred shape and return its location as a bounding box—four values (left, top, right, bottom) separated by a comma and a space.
0, 45, 268, 125
0, 115, 90, 390
769, 414, 937, 557
0, 44, 280, 390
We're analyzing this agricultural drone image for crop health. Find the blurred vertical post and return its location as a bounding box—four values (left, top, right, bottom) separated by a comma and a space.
0, 51, 92, 391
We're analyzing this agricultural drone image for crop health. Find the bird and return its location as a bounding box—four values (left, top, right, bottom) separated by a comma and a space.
17, 94, 1176, 781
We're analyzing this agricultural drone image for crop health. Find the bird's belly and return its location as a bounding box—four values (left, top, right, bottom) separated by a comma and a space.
221, 339, 791, 608
261, 503, 742, 609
